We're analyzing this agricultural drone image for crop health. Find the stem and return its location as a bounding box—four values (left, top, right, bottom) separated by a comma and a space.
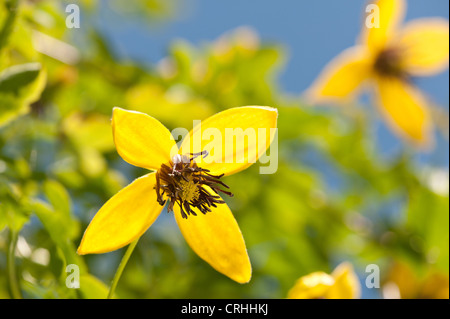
106, 238, 139, 299
0, 0, 19, 51
7, 229, 22, 299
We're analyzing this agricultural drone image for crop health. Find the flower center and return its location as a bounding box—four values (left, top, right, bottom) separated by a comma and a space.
373, 47, 407, 79
155, 151, 233, 219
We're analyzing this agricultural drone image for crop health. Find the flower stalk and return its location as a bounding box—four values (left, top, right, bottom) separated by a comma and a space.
7, 229, 22, 299
107, 238, 139, 299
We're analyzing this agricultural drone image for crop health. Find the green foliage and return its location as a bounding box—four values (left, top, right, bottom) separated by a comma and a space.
0, 0, 448, 299
0, 63, 46, 127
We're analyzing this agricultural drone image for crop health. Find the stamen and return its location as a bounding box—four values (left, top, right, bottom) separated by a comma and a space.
190, 150, 209, 161
374, 47, 408, 79
154, 150, 233, 219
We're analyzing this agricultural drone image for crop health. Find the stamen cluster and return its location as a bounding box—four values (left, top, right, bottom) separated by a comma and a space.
374, 47, 407, 79
155, 151, 233, 219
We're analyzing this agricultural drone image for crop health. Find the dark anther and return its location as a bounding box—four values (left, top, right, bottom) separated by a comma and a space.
374, 47, 408, 80
154, 151, 233, 219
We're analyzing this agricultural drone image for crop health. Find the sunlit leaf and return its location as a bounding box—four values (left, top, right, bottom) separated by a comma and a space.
78, 275, 110, 299
43, 179, 71, 220
407, 187, 449, 271
29, 199, 85, 272
0, 62, 46, 127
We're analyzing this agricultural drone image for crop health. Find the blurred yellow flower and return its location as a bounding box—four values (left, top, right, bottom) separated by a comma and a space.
306, 0, 449, 147
77, 106, 278, 283
287, 262, 361, 299
383, 261, 449, 299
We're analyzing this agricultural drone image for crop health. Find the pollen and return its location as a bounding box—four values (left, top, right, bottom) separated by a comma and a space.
178, 178, 200, 203
155, 151, 233, 219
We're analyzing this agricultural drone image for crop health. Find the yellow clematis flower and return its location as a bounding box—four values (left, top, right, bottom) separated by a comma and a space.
383, 261, 449, 299
287, 262, 361, 299
306, 0, 449, 146
77, 106, 278, 283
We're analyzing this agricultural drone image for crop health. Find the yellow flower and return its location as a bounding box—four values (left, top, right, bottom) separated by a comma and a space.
77, 106, 278, 283
287, 262, 361, 299
306, 0, 449, 146
383, 261, 449, 299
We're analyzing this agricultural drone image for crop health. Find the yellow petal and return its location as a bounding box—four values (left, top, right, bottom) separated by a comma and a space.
174, 198, 251, 283
360, 0, 406, 53
420, 273, 450, 299
287, 272, 335, 299
385, 261, 419, 299
305, 46, 372, 104
327, 262, 361, 299
179, 106, 278, 176
112, 107, 177, 171
398, 18, 449, 76
374, 76, 433, 146
77, 173, 163, 254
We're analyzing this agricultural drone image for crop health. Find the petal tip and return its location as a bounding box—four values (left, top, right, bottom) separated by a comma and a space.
240, 105, 279, 122
112, 106, 125, 115
76, 243, 87, 255
261, 105, 279, 117
229, 266, 252, 284
76, 234, 96, 255
232, 256, 252, 284
236, 272, 252, 284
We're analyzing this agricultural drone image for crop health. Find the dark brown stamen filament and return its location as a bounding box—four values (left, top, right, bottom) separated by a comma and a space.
155, 150, 233, 219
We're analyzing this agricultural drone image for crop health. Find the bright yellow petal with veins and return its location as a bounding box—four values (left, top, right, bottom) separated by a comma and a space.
327, 262, 361, 299
360, 0, 406, 53
398, 18, 449, 76
174, 197, 251, 284
77, 173, 163, 254
180, 106, 277, 177
305, 46, 372, 104
287, 272, 335, 299
112, 107, 177, 171
374, 76, 433, 146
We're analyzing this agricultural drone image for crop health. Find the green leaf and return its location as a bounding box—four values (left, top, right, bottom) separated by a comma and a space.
0, 0, 19, 51
0, 177, 30, 231
43, 179, 71, 219
407, 187, 449, 271
78, 275, 110, 299
29, 199, 86, 273
0, 93, 27, 127
0, 62, 47, 127
0, 62, 41, 93
0, 200, 29, 232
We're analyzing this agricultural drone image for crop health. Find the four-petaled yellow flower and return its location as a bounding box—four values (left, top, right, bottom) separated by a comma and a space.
77, 106, 278, 283
287, 262, 361, 299
306, 0, 449, 146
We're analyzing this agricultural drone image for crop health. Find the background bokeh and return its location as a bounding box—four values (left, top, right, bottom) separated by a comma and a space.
96, 0, 449, 165
0, 0, 448, 299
